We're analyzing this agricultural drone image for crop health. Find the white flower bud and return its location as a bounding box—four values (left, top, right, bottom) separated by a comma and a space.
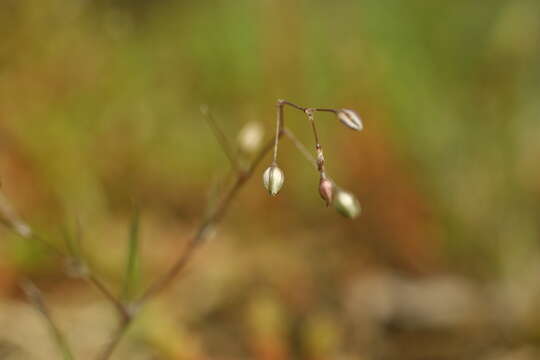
334, 190, 361, 218
238, 121, 264, 153
337, 109, 363, 131
263, 165, 284, 196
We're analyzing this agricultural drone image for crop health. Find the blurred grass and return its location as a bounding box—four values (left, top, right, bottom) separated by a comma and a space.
1, 0, 540, 358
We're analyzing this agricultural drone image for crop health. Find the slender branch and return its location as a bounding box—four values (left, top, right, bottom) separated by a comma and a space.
283, 127, 318, 171
200, 105, 240, 171
280, 100, 304, 111
137, 132, 280, 303
3, 100, 346, 360
20, 280, 75, 360
0, 192, 130, 324
96, 316, 130, 360
280, 100, 337, 115
87, 274, 130, 321
305, 110, 327, 178
272, 100, 336, 181
272, 100, 284, 165
306, 110, 320, 147
0, 192, 63, 256
96, 128, 285, 360
283, 127, 336, 185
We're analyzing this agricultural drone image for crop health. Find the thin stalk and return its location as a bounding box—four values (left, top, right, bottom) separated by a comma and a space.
283, 127, 336, 185
305, 110, 326, 178
0, 193, 130, 323
96, 130, 284, 360
283, 127, 318, 171
21, 280, 75, 360
272, 100, 337, 172
87, 274, 130, 321
272, 100, 284, 165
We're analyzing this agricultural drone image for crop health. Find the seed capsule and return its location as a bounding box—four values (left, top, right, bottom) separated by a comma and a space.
334, 190, 361, 218
319, 178, 334, 206
337, 109, 363, 131
263, 165, 284, 196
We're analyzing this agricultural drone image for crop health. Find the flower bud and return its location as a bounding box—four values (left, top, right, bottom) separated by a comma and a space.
334, 190, 361, 218
238, 121, 264, 153
337, 109, 363, 131
263, 165, 284, 196
318, 178, 333, 206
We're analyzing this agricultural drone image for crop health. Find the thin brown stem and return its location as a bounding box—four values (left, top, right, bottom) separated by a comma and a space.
0, 192, 63, 256
0, 192, 130, 327
283, 127, 336, 184
87, 274, 130, 321
311, 108, 337, 113
283, 128, 318, 171
306, 109, 321, 149
305, 110, 326, 178
280, 100, 337, 115
96, 129, 284, 360
280, 100, 306, 112
96, 317, 131, 360
272, 100, 284, 164
272, 100, 337, 169
20, 280, 75, 360
3, 100, 344, 360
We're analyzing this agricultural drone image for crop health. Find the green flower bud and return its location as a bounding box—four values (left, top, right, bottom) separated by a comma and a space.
334, 190, 361, 218
263, 165, 284, 196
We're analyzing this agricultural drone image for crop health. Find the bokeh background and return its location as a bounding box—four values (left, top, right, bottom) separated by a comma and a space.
1, 0, 540, 359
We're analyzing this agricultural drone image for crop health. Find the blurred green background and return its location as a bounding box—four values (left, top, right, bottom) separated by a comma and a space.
1, 0, 540, 359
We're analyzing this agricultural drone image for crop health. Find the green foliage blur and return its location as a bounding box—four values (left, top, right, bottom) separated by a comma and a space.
1, 0, 540, 359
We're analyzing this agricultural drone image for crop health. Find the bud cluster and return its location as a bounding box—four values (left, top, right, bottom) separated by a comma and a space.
262, 100, 363, 219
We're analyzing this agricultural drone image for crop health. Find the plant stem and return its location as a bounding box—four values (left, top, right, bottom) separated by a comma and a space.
272, 101, 334, 179
21, 280, 76, 360
283, 127, 336, 185
305, 110, 326, 178
87, 274, 130, 321
0, 192, 131, 324
272, 100, 284, 165
283, 127, 318, 170
96, 129, 284, 360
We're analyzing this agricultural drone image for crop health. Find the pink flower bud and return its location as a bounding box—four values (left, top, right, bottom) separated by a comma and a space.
319, 178, 333, 206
